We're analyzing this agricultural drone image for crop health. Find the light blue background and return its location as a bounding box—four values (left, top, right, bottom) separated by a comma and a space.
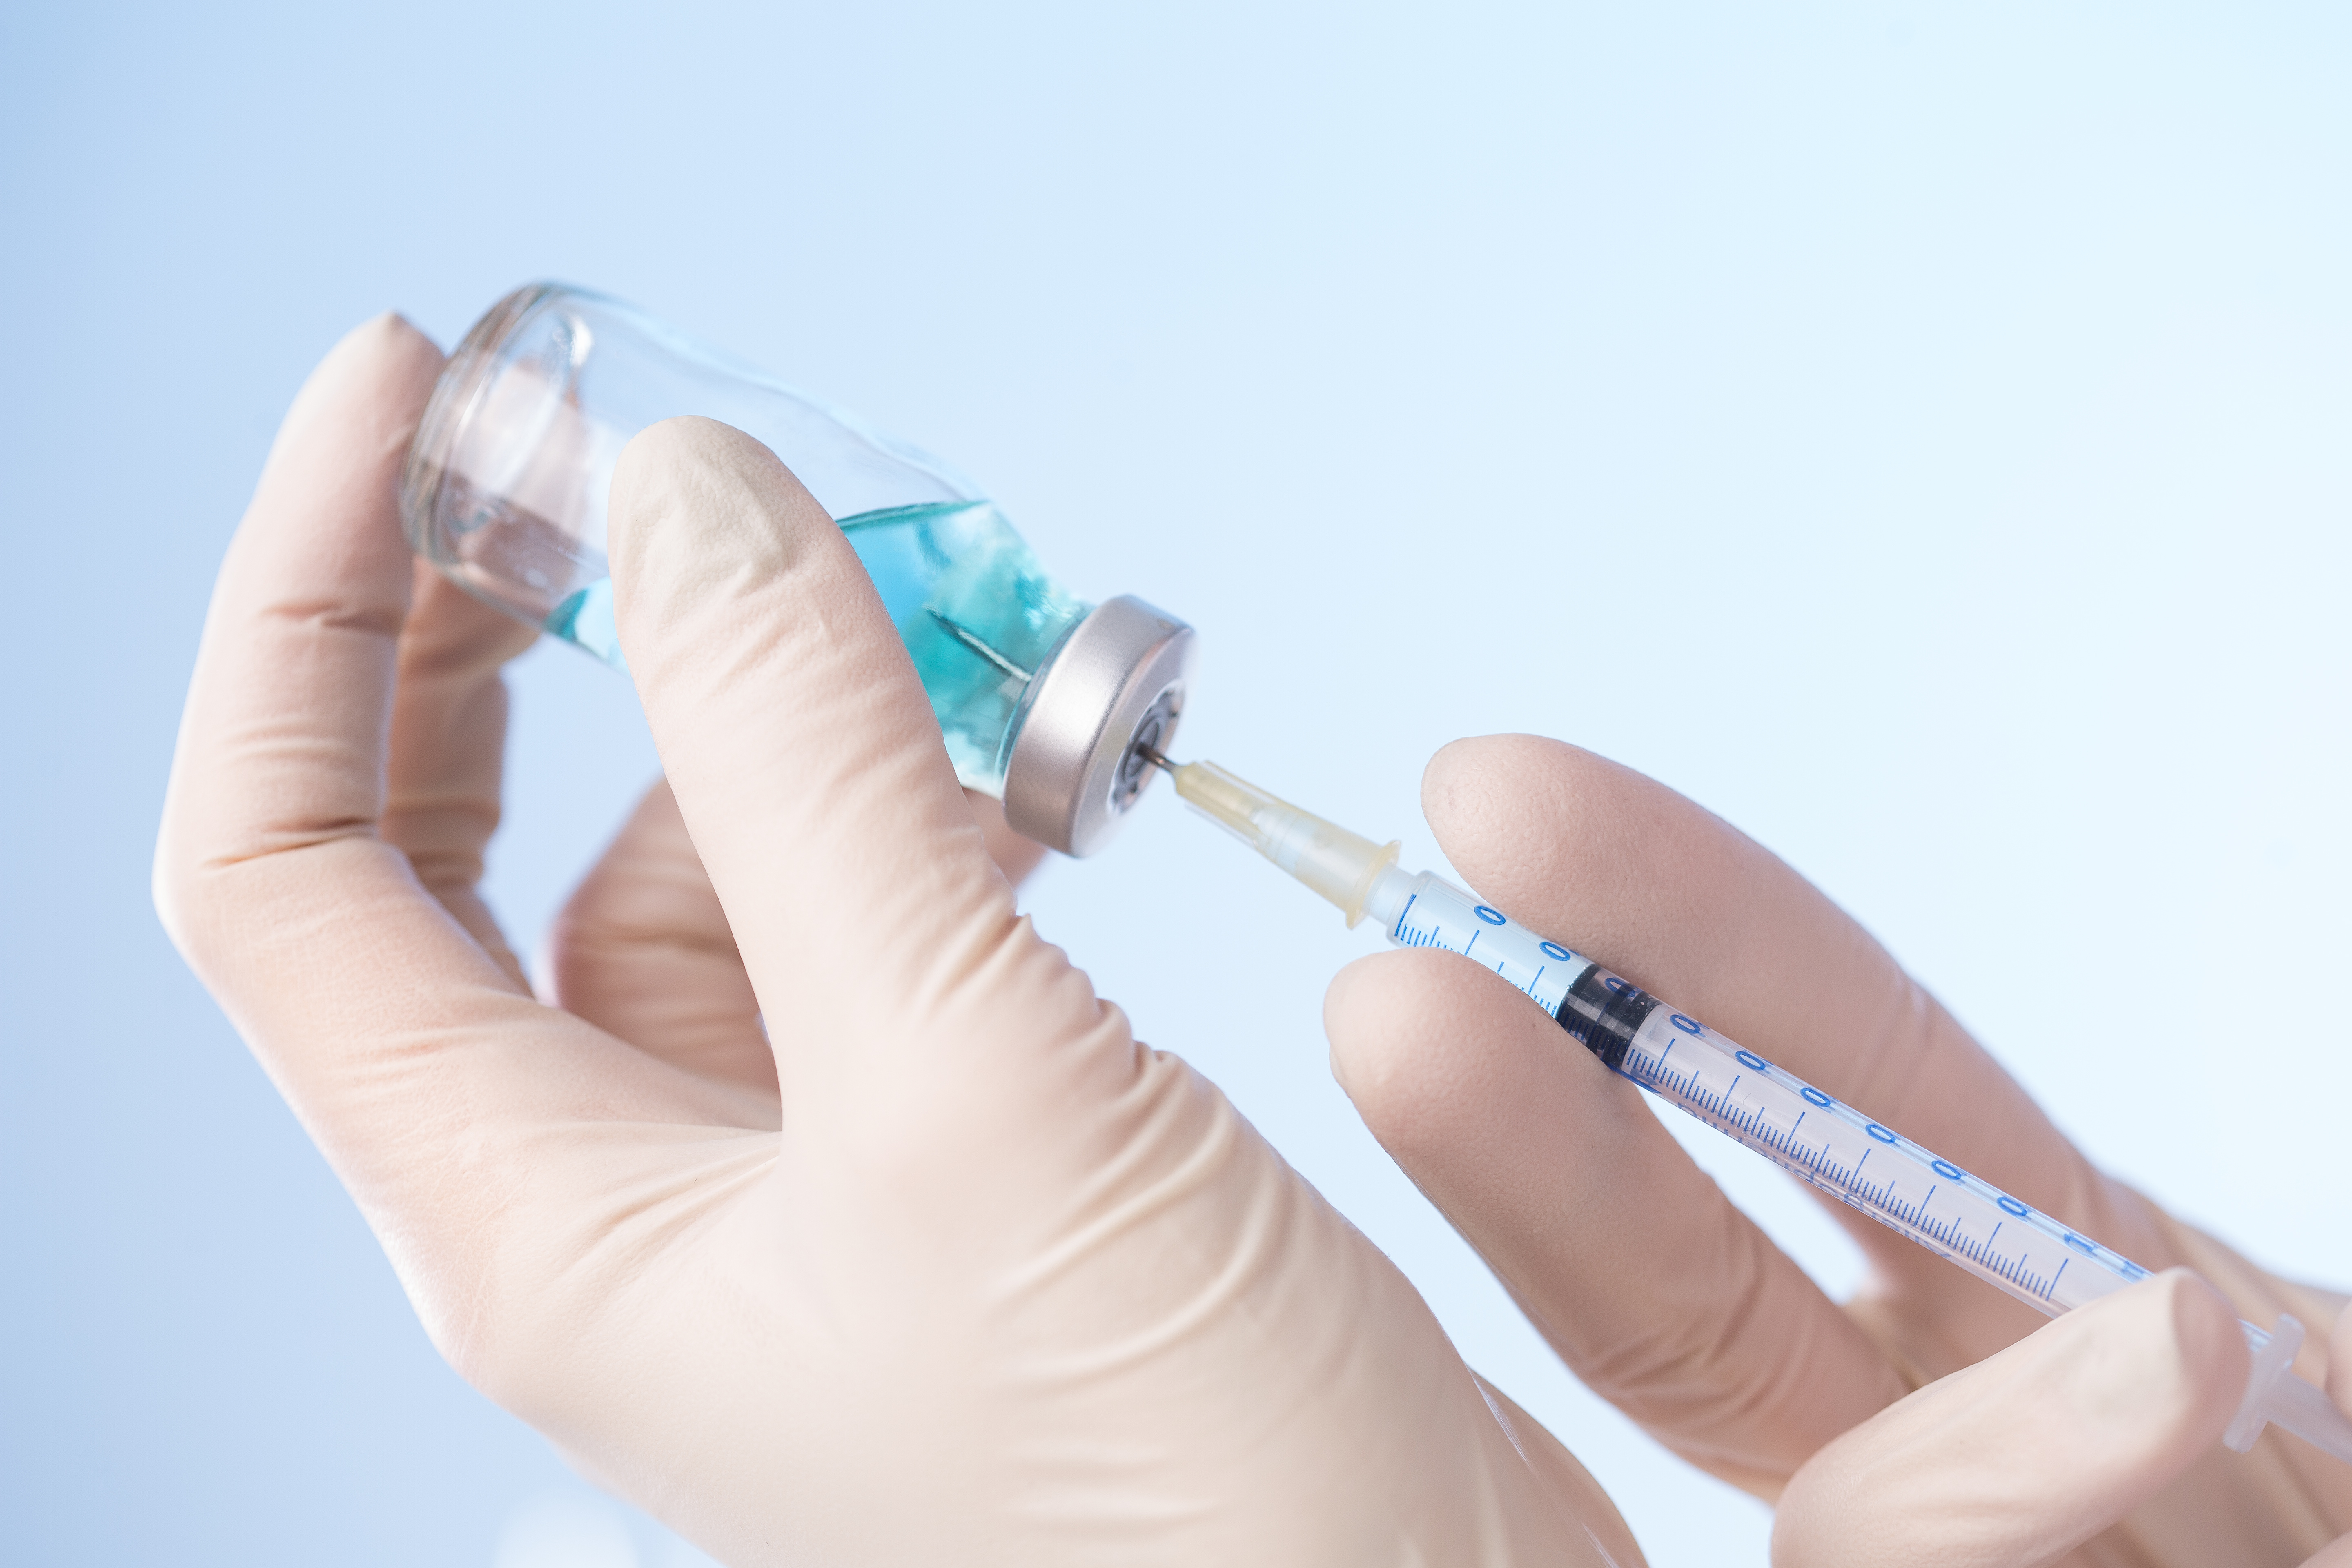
4, 2, 2350, 1562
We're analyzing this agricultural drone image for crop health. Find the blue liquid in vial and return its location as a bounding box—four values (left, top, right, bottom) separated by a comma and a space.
543, 500, 1089, 792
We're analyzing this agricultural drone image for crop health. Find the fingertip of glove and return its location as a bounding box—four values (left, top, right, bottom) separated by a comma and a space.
2045, 1268, 2245, 1468
1421, 735, 1650, 883
321, 313, 443, 410
2149, 1267, 2250, 1432
1325, 948, 1561, 1156
1773, 1271, 2253, 1568
610, 416, 797, 553
329, 310, 443, 372
607, 417, 838, 654
1323, 950, 1412, 1104
274, 312, 445, 464
1420, 734, 1559, 820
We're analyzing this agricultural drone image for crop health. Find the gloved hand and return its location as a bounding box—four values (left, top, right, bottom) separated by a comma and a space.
1323, 734, 2352, 1565
154, 316, 1650, 1567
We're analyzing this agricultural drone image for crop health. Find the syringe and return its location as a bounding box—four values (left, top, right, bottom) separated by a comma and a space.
1143, 750, 2352, 1466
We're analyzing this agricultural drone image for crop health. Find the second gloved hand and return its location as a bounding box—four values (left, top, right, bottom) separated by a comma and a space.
1323, 734, 2352, 1566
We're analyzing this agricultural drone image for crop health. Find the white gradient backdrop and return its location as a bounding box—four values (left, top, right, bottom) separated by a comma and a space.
4, 2, 2349, 1563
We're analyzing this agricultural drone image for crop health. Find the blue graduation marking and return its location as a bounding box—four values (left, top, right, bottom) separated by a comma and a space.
1399, 877, 2158, 1319
1609, 1030, 2086, 1305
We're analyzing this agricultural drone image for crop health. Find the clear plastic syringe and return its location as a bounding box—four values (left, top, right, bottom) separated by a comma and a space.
1146, 751, 2352, 1466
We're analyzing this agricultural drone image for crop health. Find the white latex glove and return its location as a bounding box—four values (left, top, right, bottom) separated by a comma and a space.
1323, 735, 2352, 1565
154, 317, 1648, 1567
1768, 1267, 2352, 1565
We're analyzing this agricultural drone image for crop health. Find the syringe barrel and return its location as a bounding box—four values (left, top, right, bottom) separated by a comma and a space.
1376, 869, 2154, 1319
1379, 866, 2352, 1468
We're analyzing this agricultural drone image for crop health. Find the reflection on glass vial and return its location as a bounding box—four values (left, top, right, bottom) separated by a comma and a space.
400, 284, 1140, 805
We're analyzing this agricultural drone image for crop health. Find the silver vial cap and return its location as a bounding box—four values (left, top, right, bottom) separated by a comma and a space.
1002, 595, 1196, 857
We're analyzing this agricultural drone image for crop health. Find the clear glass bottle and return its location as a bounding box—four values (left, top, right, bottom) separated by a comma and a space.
401, 284, 1193, 856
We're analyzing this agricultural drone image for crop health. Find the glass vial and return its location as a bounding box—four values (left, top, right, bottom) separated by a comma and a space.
400, 283, 1192, 856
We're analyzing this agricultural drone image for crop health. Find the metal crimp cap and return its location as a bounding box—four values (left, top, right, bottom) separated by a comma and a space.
1002, 595, 1196, 858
